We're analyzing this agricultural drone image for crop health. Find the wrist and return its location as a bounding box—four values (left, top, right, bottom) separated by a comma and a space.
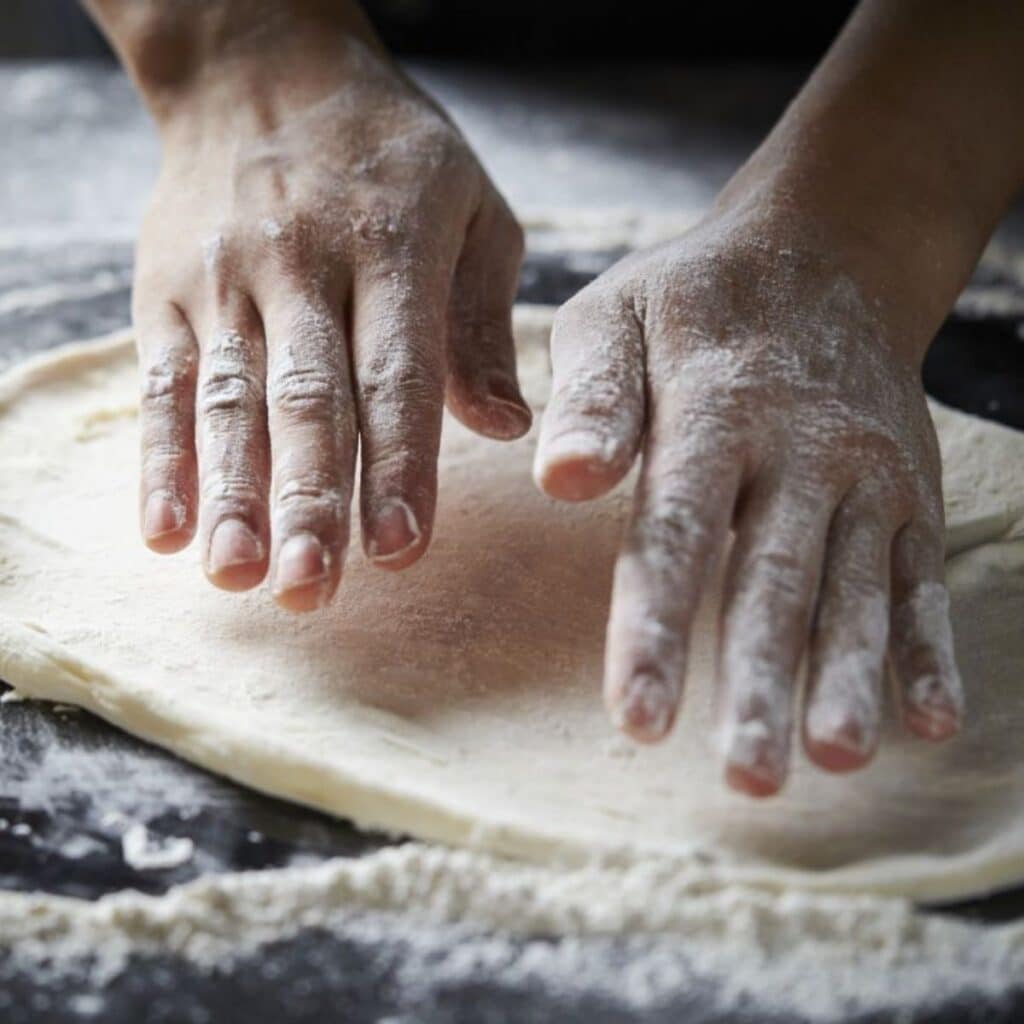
713, 120, 1000, 371
711, 0, 1024, 365
85, 0, 384, 122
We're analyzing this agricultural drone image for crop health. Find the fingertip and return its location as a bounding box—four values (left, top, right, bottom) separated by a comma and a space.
721, 715, 788, 798
142, 490, 194, 554
272, 532, 338, 613
803, 733, 875, 774
365, 498, 428, 571
481, 374, 533, 440
905, 702, 962, 742
448, 375, 533, 442
904, 673, 963, 742
205, 517, 267, 591
534, 433, 630, 502
724, 762, 783, 799
274, 581, 335, 614
608, 673, 678, 744
803, 699, 879, 773
145, 528, 194, 556
207, 562, 268, 592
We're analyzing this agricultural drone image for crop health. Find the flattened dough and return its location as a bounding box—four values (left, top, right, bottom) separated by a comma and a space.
1, 306, 1024, 902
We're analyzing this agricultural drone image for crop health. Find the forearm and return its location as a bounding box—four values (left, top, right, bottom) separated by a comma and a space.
82, 0, 385, 121
719, 0, 1024, 344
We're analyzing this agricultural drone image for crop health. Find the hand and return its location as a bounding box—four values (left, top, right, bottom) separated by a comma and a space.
129, 15, 529, 611
534, 202, 964, 796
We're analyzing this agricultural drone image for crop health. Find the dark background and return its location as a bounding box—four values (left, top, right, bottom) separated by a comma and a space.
4, 0, 859, 60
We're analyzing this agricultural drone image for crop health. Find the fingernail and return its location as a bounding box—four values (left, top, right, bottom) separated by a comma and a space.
143, 490, 185, 540
274, 533, 328, 596
484, 374, 532, 437
812, 718, 873, 758
539, 430, 611, 467
368, 499, 421, 564
722, 714, 786, 793
805, 699, 876, 758
208, 518, 263, 574
612, 673, 676, 741
906, 675, 962, 740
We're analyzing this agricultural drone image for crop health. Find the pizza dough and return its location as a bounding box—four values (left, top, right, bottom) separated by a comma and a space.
1, 305, 1023, 902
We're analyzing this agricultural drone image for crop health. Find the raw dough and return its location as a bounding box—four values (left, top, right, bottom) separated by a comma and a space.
1, 305, 1023, 902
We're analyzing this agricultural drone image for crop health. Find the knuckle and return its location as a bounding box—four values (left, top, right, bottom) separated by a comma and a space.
742, 547, 810, 607
275, 476, 346, 530
825, 569, 886, 612
199, 329, 262, 417
199, 371, 259, 417
636, 491, 716, 561
198, 229, 240, 291
358, 346, 442, 409
259, 214, 306, 251
200, 469, 263, 509
349, 201, 410, 254
277, 476, 342, 507
140, 353, 195, 409
405, 118, 470, 179
553, 285, 608, 336
142, 438, 190, 471
258, 216, 324, 279
269, 364, 339, 419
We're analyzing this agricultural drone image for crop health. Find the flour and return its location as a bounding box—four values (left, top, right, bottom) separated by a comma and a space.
2, 842, 1021, 1019
121, 823, 196, 871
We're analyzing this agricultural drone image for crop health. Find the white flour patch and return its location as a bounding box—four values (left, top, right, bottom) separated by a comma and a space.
120, 822, 195, 871
1, 845, 1020, 1019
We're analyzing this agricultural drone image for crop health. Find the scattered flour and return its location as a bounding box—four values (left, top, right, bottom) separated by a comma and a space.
1, 842, 1021, 1019
120, 823, 196, 871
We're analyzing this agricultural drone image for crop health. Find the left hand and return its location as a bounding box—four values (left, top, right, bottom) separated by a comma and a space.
534, 203, 963, 796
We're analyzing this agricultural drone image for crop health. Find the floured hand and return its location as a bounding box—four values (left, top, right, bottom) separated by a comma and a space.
101, 2, 529, 611
534, 201, 964, 796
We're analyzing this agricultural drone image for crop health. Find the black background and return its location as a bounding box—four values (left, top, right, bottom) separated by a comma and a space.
4, 0, 859, 61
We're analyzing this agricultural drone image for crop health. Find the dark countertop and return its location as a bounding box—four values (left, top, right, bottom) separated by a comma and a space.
1, 60, 1023, 1023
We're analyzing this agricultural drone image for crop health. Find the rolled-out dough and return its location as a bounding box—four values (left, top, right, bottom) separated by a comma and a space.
1, 305, 1023, 902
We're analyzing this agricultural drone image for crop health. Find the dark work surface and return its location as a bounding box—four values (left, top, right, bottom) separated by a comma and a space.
2, 929, 1021, 1024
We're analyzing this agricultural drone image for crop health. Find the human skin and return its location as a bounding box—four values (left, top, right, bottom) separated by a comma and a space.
83, 0, 531, 613
534, 0, 1024, 794
84, 0, 1024, 796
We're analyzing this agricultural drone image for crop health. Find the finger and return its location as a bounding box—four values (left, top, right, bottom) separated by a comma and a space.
135, 302, 199, 554
534, 283, 645, 502
604, 408, 743, 744
445, 201, 531, 441
264, 297, 357, 612
195, 293, 271, 591
718, 477, 835, 797
803, 490, 892, 772
890, 520, 964, 740
352, 258, 449, 570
